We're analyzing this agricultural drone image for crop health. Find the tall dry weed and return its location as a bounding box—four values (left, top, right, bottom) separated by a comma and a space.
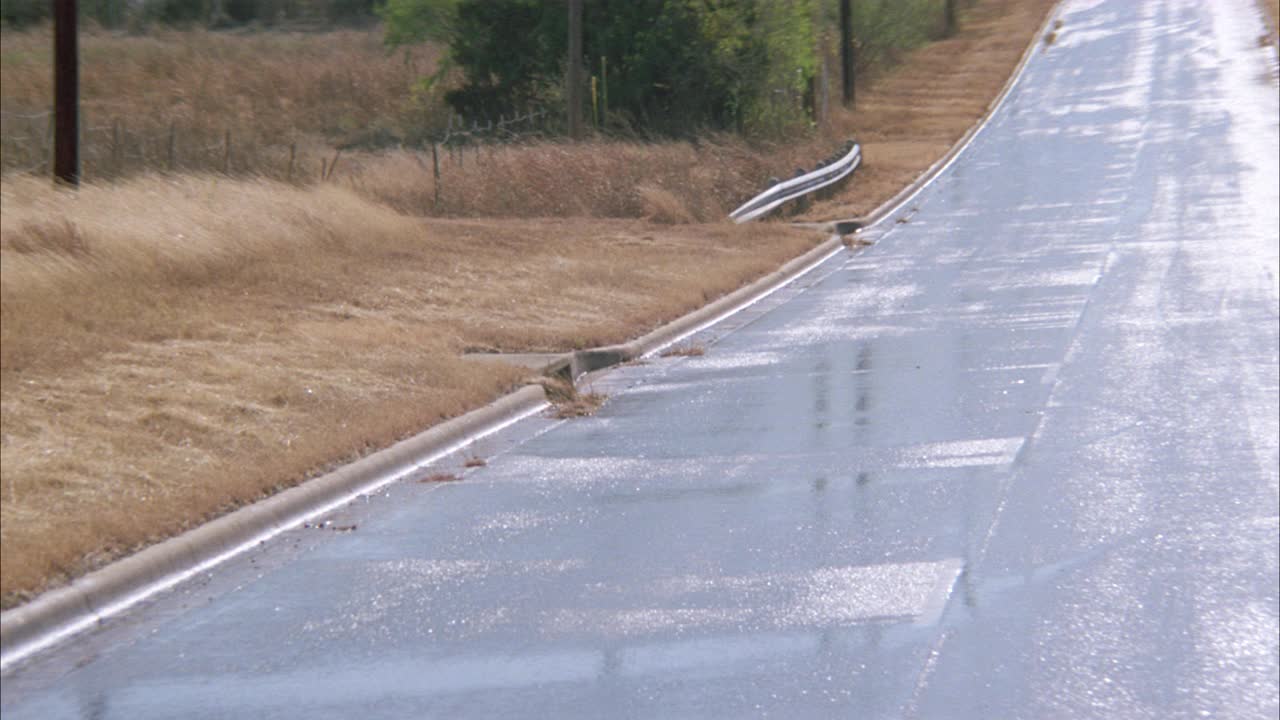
0, 174, 423, 373
341, 136, 824, 221
637, 184, 696, 224
0, 26, 440, 177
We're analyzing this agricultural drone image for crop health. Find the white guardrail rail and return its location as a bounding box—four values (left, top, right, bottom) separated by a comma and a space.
729, 140, 862, 223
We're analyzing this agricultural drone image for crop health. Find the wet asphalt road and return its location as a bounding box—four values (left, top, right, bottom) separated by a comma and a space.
4, 0, 1279, 717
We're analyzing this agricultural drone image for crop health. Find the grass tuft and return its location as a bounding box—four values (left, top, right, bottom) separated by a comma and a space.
5, 220, 91, 257
538, 376, 608, 418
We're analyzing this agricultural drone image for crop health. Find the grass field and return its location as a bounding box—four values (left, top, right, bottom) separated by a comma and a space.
0, 27, 438, 177
0, 0, 1058, 607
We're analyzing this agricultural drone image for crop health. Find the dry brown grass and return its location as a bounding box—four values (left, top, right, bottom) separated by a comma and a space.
341, 137, 780, 222
0, 26, 438, 176
0, 0, 1059, 608
0, 174, 822, 605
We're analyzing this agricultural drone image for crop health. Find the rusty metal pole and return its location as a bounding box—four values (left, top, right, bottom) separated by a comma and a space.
567, 0, 584, 139
840, 0, 855, 108
53, 0, 79, 186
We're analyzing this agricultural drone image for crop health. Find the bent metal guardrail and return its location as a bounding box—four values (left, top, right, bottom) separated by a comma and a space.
729, 141, 862, 223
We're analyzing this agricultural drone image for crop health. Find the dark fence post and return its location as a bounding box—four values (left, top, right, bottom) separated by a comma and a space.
840, 0, 855, 108
167, 122, 177, 172
567, 0, 584, 139
111, 119, 122, 173
222, 129, 231, 173
53, 0, 79, 186
600, 56, 609, 122
431, 142, 441, 208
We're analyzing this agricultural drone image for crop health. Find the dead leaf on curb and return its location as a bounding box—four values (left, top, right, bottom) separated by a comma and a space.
464, 457, 487, 468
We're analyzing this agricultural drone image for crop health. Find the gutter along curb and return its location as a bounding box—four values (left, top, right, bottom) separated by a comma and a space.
1, 0, 1061, 671
0, 386, 548, 669
571, 235, 845, 376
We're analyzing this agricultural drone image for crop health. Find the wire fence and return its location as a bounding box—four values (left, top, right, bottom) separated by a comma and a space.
0, 107, 553, 184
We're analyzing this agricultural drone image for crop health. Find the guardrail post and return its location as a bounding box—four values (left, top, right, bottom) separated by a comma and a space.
793, 167, 810, 213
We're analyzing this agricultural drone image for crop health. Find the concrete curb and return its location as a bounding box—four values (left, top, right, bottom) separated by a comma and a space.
0, 385, 548, 669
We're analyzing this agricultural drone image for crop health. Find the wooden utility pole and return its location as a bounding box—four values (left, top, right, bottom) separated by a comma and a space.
944, 0, 957, 37
567, 0, 584, 139
53, 0, 79, 186
840, 0, 855, 108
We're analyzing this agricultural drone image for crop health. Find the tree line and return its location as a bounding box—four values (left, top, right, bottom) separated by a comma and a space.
384, 0, 959, 138
3, 0, 962, 140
